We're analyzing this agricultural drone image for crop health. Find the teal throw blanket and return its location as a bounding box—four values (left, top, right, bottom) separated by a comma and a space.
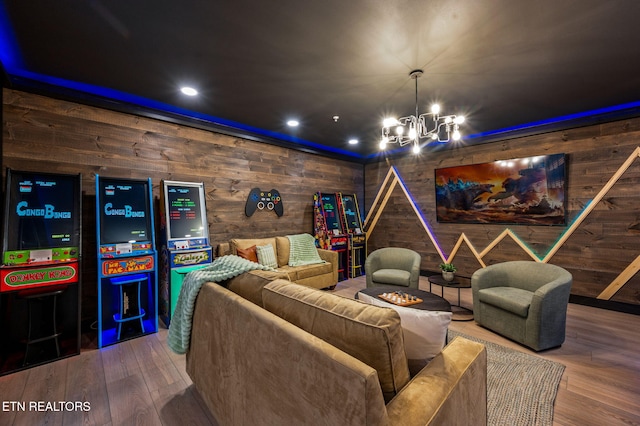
287, 233, 326, 266
167, 255, 275, 354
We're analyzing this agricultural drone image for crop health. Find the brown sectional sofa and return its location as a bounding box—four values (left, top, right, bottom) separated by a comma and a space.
216, 236, 338, 304
187, 278, 487, 425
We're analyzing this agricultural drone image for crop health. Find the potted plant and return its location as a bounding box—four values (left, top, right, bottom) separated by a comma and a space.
439, 262, 457, 282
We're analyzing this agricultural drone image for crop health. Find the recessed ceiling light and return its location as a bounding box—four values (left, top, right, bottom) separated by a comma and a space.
180, 87, 198, 96
348, 139, 358, 145
287, 120, 299, 127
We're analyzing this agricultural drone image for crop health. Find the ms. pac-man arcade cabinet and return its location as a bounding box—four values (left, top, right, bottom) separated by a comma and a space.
95, 175, 158, 348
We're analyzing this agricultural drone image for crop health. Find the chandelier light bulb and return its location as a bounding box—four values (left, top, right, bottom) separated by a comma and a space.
412, 144, 421, 154
408, 125, 417, 140
454, 116, 465, 125
444, 116, 453, 124
395, 125, 404, 136
379, 139, 387, 150
431, 104, 440, 114
452, 129, 461, 141
431, 133, 439, 140
383, 117, 398, 128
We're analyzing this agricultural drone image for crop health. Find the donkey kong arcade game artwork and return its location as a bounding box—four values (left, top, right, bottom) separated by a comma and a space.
435, 154, 566, 225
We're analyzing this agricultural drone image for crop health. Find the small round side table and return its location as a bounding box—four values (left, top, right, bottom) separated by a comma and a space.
427, 275, 474, 321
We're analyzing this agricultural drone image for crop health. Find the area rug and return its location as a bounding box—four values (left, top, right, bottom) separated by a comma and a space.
448, 330, 565, 426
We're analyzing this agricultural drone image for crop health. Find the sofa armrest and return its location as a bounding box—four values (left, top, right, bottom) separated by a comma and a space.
386, 337, 487, 426
318, 248, 339, 283
216, 242, 231, 257
318, 248, 337, 263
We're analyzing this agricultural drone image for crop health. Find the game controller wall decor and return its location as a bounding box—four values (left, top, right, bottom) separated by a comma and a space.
245, 188, 284, 217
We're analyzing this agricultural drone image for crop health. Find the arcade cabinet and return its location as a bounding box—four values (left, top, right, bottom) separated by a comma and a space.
0, 170, 81, 375
313, 192, 349, 281
95, 176, 158, 348
340, 193, 367, 278
158, 180, 212, 327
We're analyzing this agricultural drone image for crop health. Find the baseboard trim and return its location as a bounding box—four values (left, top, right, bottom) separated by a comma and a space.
569, 295, 639, 315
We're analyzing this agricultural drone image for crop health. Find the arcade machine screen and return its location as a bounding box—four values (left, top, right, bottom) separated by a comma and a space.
98, 179, 152, 245
3, 170, 80, 257
321, 193, 342, 233
165, 183, 207, 240
341, 194, 362, 234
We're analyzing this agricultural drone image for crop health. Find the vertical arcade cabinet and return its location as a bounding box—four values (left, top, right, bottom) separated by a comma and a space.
96, 176, 158, 348
158, 180, 212, 327
313, 192, 349, 281
0, 170, 81, 374
340, 193, 367, 278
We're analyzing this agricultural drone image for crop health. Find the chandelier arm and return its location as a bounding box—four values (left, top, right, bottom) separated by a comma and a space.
436, 121, 450, 142
419, 114, 438, 136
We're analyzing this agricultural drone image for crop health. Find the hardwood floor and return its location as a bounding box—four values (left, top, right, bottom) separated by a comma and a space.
1, 276, 639, 426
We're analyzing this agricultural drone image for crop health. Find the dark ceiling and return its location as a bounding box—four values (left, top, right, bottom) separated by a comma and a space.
2, 1, 640, 161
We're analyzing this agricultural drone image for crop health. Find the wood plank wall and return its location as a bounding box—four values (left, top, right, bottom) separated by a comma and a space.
2, 89, 364, 323
365, 118, 640, 308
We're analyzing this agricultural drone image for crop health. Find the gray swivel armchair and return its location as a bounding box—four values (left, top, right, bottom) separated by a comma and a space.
365, 247, 421, 289
471, 261, 572, 351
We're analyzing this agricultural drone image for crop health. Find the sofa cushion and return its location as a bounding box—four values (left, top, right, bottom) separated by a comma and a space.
371, 269, 412, 287
256, 244, 278, 269
231, 237, 278, 261
478, 287, 533, 317
282, 262, 334, 281
236, 245, 258, 263
224, 269, 291, 306
275, 237, 290, 267
262, 280, 410, 403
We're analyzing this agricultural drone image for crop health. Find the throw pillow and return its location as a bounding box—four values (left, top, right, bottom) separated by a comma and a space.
236, 245, 258, 263
356, 291, 452, 376
256, 244, 278, 269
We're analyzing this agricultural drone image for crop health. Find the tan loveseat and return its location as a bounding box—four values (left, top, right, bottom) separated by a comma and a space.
217, 236, 338, 300
187, 279, 487, 425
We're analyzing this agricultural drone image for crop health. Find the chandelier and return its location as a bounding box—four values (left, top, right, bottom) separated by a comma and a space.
380, 69, 464, 154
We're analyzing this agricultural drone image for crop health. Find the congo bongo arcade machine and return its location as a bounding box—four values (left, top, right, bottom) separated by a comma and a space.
313, 192, 349, 281
158, 180, 211, 326
96, 176, 158, 348
0, 170, 81, 374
